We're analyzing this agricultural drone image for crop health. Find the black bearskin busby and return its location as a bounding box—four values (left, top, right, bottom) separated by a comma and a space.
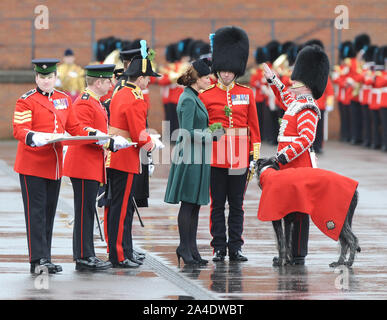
265, 40, 281, 64
254, 46, 268, 64
339, 41, 356, 60
363, 45, 377, 63
353, 33, 371, 53
211, 26, 249, 77
291, 45, 330, 100
304, 39, 324, 50
286, 44, 300, 66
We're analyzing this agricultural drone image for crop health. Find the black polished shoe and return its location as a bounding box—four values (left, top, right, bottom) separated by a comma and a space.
112, 258, 140, 268
128, 253, 143, 265
75, 256, 112, 271
30, 258, 57, 274
212, 250, 226, 262
293, 256, 305, 265
133, 250, 145, 260
48, 261, 63, 273
229, 250, 248, 262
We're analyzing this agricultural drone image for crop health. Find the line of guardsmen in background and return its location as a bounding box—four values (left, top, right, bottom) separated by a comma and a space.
57, 33, 386, 156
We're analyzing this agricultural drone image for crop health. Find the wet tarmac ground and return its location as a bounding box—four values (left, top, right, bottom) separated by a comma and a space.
0, 140, 387, 301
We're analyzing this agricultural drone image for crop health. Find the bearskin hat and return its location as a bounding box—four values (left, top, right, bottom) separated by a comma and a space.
265, 40, 281, 63
291, 45, 330, 100
254, 46, 268, 64
339, 41, 356, 60
286, 44, 300, 66
363, 45, 377, 63
353, 33, 371, 53
304, 39, 324, 50
212, 26, 249, 77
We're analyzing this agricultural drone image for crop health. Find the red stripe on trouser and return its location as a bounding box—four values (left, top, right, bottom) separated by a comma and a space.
23, 176, 31, 262
209, 187, 214, 254
116, 174, 133, 262
80, 180, 84, 258
104, 206, 109, 253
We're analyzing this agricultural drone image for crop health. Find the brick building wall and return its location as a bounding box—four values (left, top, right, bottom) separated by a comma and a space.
0, 0, 386, 138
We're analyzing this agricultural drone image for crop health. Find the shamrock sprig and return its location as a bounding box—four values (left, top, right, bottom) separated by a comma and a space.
209, 122, 224, 133
224, 105, 232, 117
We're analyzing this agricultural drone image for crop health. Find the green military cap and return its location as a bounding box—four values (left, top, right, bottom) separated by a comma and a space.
32, 58, 60, 74
84, 64, 116, 78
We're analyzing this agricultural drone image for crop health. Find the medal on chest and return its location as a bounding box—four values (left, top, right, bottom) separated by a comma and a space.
231, 94, 249, 105
53, 98, 69, 110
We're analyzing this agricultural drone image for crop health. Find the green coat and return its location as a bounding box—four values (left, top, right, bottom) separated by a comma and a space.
164, 87, 212, 205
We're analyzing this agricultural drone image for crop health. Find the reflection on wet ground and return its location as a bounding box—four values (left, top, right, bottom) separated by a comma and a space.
1, 140, 387, 300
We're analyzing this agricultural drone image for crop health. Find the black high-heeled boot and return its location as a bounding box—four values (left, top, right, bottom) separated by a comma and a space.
189, 204, 208, 265
176, 246, 198, 266
177, 202, 198, 266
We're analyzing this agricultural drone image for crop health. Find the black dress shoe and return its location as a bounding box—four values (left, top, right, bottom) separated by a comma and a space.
30, 258, 57, 274
128, 254, 143, 265
75, 256, 112, 271
112, 258, 140, 268
212, 250, 226, 262
48, 261, 63, 273
293, 256, 305, 265
229, 250, 248, 262
133, 250, 145, 260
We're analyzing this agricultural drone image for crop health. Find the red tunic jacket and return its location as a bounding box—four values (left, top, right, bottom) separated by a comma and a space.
249, 67, 266, 103
199, 81, 261, 169
13, 88, 87, 180
106, 82, 153, 174
258, 167, 359, 241
63, 90, 109, 183
268, 75, 320, 168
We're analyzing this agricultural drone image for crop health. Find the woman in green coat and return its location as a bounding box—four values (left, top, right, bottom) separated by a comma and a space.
164, 59, 213, 265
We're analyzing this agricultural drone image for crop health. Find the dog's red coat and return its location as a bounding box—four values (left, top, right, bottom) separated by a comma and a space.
258, 167, 358, 241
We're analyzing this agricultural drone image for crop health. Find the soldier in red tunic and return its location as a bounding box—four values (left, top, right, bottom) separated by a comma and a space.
263, 44, 329, 265
63, 64, 132, 271
105, 54, 162, 268
13, 59, 99, 274
199, 26, 261, 262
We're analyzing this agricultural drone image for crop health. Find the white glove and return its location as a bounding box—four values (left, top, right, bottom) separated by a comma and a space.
151, 134, 165, 150
249, 160, 256, 172
32, 132, 49, 147
148, 155, 154, 177
112, 135, 131, 152
94, 130, 110, 146
149, 163, 155, 177
326, 105, 334, 112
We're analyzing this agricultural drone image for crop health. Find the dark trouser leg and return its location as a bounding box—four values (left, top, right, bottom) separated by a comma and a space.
227, 168, 248, 254
380, 108, 387, 150
71, 178, 99, 260
189, 203, 201, 259
106, 168, 134, 264
371, 109, 382, 148
362, 104, 371, 146
340, 103, 351, 142
286, 212, 309, 261
177, 201, 196, 260
45, 178, 61, 261
350, 100, 363, 144
19, 174, 61, 263
313, 109, 325, 152
209, 167, 228, 254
